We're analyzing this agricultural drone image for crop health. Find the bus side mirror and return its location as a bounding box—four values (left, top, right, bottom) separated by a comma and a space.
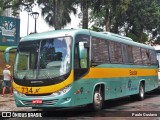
4, 46, 17, 63
78, 42, 88, 59
78, 42, 89, 68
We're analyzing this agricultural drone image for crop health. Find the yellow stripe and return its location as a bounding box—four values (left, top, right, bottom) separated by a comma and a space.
13, 70, 74, 94
13, 68, 158, 94
83, 68, 158, 79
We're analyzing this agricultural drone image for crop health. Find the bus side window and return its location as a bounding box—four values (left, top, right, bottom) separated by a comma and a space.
149, 50, 157, 65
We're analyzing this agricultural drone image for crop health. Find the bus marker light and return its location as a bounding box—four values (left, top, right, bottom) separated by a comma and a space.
74, 90, 81, 94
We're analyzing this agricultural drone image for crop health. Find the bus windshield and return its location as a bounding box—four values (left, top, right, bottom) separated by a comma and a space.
14, 37, 72, 80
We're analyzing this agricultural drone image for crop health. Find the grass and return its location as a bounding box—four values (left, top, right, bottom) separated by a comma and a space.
0, 46, 9, 51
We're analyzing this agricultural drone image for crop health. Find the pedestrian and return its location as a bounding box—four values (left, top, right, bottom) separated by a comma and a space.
2, 64, 13, 97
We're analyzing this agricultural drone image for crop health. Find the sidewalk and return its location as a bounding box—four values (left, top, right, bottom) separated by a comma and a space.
0, 94, 32, 111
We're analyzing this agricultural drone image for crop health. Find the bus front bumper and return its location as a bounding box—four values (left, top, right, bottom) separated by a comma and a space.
14, 92, 73, 108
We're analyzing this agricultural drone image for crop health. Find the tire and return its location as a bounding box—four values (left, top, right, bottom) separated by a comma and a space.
138, 82, 145, 100
92, 86, 103, 111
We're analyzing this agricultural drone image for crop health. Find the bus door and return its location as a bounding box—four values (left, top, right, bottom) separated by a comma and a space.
74, 35, 90, 106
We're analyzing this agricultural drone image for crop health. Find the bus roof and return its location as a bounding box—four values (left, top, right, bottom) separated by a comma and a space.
20, 29, 155, 50
20, 29, 90, 42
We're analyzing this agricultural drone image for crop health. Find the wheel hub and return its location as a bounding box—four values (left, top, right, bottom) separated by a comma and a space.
94, 93, 102, 105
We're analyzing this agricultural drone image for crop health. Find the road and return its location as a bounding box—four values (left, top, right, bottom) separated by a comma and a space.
1, 88, 160, 119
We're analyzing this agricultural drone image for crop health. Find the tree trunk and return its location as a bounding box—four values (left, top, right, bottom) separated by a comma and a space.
114, 19, 119, 33
104, 0, 110, 32
105, 8, 110, 32
54, 0, 61, 30
82, 0, 88, 29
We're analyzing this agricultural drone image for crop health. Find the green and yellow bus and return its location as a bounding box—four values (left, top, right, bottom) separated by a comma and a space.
5, 29, 158, 111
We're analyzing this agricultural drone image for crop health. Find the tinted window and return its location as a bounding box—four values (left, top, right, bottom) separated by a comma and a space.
109, 41, 122, 63
141, 48, 150, 65
121, 44, 133, 64
91, 37, 110, 64
149, 50, 157, 65
132, 46, 142, 65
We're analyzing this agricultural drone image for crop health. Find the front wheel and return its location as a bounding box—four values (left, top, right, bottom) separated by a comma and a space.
92, 87, 104, 111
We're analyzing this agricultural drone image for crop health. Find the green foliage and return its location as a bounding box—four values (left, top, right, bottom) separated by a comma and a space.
89, 7, 106, 30
89, 0, 160, 43
89, 25, 103, 32
127, 32, 148, 43
0, 0, 35, 16
125, 0, 160, 43
89, 0, 131, 32
127, 32, 138, 42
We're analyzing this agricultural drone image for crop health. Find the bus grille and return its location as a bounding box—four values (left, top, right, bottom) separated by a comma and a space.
21, 99, 59, 106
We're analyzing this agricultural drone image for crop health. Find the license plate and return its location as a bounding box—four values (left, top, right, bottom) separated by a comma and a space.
32, 99, 43, 104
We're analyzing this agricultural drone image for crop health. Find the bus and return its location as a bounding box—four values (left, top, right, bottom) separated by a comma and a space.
5, 29, 158, 111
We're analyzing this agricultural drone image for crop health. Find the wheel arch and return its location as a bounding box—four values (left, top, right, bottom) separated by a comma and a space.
139, 79, 145, 91
92, 82, 105, 101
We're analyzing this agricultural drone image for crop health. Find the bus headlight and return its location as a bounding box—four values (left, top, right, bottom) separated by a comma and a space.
13, 89, 26, 97
51, 85, 71, 96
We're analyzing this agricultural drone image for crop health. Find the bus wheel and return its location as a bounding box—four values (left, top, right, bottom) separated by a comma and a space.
92, 86, 103, 111
138, 82, 145, 100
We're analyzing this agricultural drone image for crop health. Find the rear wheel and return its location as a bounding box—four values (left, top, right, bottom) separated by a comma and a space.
138, 82, 145, 100
130, 82, 145, 101
92, 86, 103, 111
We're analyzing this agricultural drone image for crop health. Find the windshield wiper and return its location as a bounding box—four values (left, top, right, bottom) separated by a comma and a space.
38, 66, 54, 80
22, 69, 36, 80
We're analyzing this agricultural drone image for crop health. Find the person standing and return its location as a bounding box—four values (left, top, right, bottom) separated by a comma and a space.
2, 65, 13, 97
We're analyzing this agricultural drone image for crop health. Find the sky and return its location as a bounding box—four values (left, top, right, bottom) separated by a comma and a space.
20, 5, 81, 37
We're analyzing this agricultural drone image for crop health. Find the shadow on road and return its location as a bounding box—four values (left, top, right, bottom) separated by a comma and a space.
40, 88, 160, 117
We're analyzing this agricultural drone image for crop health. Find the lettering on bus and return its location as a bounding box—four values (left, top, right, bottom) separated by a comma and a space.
22, 87, 40, 94
80, 87, 83, 94
129, 70, 137, 75
128, 79, 132, 90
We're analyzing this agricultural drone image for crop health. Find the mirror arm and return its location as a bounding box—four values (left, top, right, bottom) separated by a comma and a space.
84, 43, 90, 48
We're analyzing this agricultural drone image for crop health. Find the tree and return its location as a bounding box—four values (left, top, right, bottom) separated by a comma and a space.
37, 0, 77, 30
110, 0, 130, 33
0, 0, 35, 16
75, 0, 92, 29
89, 0, 160, 43
125, 0, 160, 43
0, 0, 77, 30
0, 0, 18, 15
81, 0, 89, 29
91, 0, 111, 31
89, 6, 106, 31
91, 0, 130, 32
